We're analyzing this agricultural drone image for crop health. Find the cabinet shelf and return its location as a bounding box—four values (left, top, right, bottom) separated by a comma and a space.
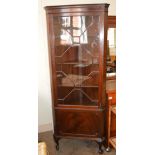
58, 85, 98, 88
57, 100, 98, 106
56, 62, 99, 65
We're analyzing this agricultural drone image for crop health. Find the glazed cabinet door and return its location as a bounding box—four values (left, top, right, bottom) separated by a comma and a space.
49, 13, 105, 107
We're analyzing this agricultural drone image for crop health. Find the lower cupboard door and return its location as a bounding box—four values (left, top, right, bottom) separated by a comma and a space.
55, 109, 104, 138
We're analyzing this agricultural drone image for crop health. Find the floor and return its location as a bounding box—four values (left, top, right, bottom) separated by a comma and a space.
38, 131, 116, 155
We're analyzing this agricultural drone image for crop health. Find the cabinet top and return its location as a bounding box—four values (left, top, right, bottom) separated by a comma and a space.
45, 3, 109, 13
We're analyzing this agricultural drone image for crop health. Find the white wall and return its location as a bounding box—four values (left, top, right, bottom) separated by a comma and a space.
38, 0, 116, 133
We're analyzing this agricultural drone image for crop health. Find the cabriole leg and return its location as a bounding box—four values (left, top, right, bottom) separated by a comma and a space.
53, 135, 60, 150
96, 139, 104, 154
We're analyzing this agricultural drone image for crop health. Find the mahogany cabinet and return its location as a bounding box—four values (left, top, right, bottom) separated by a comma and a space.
45, 4, 109, 153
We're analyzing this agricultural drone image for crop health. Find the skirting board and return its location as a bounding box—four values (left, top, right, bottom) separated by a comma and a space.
38, 123, 53, 133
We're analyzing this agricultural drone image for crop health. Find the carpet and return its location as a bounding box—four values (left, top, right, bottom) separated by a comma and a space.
38, 131, 116, 155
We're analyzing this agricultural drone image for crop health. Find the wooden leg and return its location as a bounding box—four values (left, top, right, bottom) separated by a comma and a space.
98, 142, 103, 154
53, 135, 60, 150
96, 139, 104, 154
106, 102, 112, 152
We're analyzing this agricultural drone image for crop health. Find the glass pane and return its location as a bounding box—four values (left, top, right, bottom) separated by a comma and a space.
53, 15, 100, 106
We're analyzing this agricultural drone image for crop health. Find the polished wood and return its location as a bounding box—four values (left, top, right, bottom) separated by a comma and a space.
45, 4, 109, 153
55, 109, 104, 138
45, 4, 109, 14
107, 103, 116, 149
108, 16, 116, 28
111, 105, 116, 114
109, 137, 116, 149
105, 80, 116, 150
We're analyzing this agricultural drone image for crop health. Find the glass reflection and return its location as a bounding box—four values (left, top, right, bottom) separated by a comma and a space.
53, 15, 100, 106
60, 16, 88, 45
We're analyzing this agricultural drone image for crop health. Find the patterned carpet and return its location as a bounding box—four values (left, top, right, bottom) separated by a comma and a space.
38, 131, 116, 155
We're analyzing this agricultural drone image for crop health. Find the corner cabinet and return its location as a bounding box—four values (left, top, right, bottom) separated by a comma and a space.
45, 4, 109, 153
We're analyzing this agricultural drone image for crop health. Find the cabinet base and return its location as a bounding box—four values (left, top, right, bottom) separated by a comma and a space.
53, 134, 105, 154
